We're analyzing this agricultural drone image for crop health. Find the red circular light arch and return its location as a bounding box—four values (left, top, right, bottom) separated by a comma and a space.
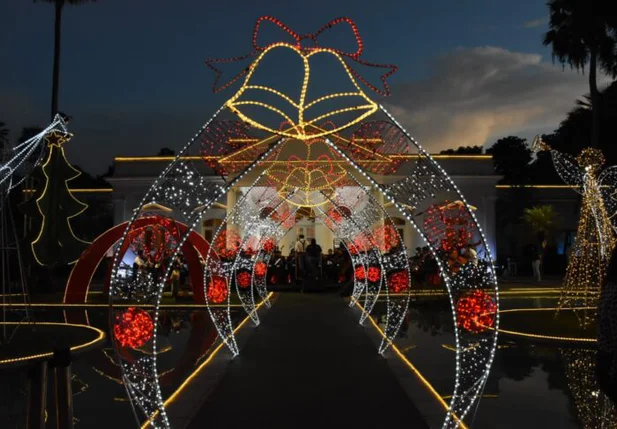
64, 216, 217, 304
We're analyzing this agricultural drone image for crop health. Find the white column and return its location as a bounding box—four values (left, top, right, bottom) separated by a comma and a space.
226, 187, 239, 247
482, 195, 498, 261
279, 230, 295, 257
315, 222, 334, 252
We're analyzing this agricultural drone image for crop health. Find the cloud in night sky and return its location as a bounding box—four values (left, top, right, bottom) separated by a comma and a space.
384, 46, 608, 151
523, 18, 547, 28
0, 46, 602, 174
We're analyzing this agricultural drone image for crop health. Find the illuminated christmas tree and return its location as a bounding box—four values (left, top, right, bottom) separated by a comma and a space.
30, 129, 88, 265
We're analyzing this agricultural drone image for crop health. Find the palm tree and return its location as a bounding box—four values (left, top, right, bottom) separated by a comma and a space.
522, 205, 559, 259
36, 0, 95, 120
543, 0, 617, 149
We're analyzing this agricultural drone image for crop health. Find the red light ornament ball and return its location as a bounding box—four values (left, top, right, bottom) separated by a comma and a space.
254, 261, 267, 277
455, 290, 497, 333
113, 307, 154, 349
367, 266, 381, 283
387, 270, 410, 293
207, 276, 229, 304
262, 238, 276, 254
237, 271, 252, 289
354, 265, 366, 281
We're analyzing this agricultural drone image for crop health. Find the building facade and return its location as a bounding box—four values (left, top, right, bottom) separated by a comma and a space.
107, 154, 509, 259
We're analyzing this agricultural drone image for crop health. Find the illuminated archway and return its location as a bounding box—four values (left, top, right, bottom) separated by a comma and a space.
109, 17, 498, 429
65, 215, 215, 304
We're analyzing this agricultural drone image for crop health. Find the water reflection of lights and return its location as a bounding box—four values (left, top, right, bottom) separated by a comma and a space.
352, 297, 469, 429
561, 349, 617, 428
489, 307, 597, 344
141, 292, 274, 428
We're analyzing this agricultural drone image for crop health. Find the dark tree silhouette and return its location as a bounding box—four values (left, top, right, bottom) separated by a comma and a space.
439, 145, 484, 155
486, 136, 532, 184
543, 0, 617, 148
0, 122, 9, 151
36, 0, 95, 119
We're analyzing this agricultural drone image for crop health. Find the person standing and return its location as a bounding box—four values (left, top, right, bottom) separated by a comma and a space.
170, 255, 181, 299
531, 243, 542, 282
465, 244, 478, 267
294, 235, 307, 279
133, 250, 147, 281
305, 238, 323, 280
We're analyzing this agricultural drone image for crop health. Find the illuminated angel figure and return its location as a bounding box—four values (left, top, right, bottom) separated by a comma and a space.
533, 136, 617, 326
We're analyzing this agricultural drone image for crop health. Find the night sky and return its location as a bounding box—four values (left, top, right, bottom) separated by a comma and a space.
0, 0, 597, 175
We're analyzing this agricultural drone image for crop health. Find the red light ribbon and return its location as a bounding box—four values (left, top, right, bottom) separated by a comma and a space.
205, 16, 398, 96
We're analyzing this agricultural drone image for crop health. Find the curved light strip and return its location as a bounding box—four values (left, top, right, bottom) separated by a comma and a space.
319, 194, 386, 324
109, 110, 286, 427
227, 190, 294, 324
203, 176, 273, 327
342, 170, 412, 353
325, 104, 500, 429
249, 205, 301, 304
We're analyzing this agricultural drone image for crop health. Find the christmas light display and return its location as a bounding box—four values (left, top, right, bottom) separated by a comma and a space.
129, 220, 178, 265
213, 229, 241, 260
206, 276, 228, 304
113, 307, 154, 349
30, 128, 89, 266
109, 17, 498, 429
367, 265, 381, 283
262, 238, 276, 253
534, 137, 617, 327
373, 224, 400, 253
354, 265, 366, 281
323, 111, 499, 428
254, 261, 267, 277
0, 114, 68, 197
236, 270, 252, 289
561, 349, 617, 428
387, 270, 410, 293
455, 290, 497, 333
424, 200, 474, 253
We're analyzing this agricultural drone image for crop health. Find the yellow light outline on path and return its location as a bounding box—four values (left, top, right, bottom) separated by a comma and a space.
351, 298, 469, 429
0, 322, 105, 366
140, 292, 274, 428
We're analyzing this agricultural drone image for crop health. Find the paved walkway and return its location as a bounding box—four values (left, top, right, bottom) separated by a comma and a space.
188, 292, 428, 429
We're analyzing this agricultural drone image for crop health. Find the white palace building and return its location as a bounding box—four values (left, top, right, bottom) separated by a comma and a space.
108, 154, 504, 258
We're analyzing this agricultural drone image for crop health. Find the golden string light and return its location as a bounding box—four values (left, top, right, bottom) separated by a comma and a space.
225, 43, 378, 140
534, 138, 617, 327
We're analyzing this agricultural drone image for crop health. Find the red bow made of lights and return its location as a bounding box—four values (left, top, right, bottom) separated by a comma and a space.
205, 16, 398, 96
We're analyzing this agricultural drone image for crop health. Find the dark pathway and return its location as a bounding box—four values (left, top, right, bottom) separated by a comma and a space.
188, 292, 428, 429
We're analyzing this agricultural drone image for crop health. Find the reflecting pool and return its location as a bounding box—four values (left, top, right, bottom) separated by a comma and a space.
1, 295, 615, 428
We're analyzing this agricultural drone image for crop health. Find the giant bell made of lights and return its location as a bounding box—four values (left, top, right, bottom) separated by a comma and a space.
110, 16, 499, 428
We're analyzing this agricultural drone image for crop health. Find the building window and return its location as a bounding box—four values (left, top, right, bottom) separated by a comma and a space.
203, 218, 222, 243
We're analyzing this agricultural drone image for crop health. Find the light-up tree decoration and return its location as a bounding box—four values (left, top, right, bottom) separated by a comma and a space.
109, 16, 498, 429
31, 129, 89, 266
534, 136, 617, 327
